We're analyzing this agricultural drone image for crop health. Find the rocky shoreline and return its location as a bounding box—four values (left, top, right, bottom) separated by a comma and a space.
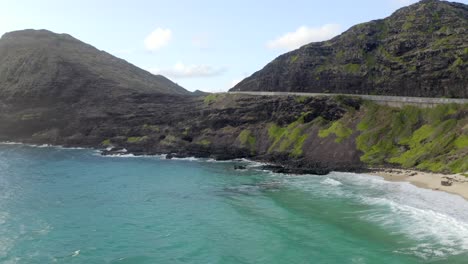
3, 141, 467, 200
101, 145, 364, 176
102, 146, 468, 200
103, 145, 468, 192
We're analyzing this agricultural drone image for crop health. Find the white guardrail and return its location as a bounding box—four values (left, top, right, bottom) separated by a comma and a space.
228, 91, 468, 106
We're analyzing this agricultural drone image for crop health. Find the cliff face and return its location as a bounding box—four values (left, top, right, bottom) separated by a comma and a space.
0, 29, 189, 104
1, 92, 466, 175
0, 92, 366, 173
231, 0, 468, 98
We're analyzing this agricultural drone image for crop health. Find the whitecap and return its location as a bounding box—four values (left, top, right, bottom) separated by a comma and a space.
105, 147, 127, 153
236, 158, 270, 168
0, 141, 23, 145
205, 158, 236, 163
0, 142, 89, 151
99, 153, 167, 159
321, 178, 343, 186
169, 156, 199, 161
105, 153, 135, 158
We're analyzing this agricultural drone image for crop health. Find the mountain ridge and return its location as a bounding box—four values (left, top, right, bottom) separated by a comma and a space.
0, 29, 189, 103
231, 0, 468, 98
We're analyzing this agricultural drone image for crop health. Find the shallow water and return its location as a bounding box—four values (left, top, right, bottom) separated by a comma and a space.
0, 144, 467, 263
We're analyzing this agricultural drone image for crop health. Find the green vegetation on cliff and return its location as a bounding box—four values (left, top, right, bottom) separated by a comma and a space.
127, 136, 148, 143
268, 114, 311, 157
197, 139, 211, 147
238, 129, 256, 153
319, 121, 353, 143
355, 103, 467, 173
204, 94, 219, 104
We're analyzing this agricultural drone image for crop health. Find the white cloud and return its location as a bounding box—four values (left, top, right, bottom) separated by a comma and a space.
144, 28, 172, 51
149, 62, 226, 78
267, 24, 342, 51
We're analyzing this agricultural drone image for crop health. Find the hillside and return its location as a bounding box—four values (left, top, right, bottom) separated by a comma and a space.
0, 29, 189, 103
1, 91, 467, 175
231, 0, 468, 98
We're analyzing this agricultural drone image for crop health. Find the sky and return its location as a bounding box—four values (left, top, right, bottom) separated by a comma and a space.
1, 0, 467, 92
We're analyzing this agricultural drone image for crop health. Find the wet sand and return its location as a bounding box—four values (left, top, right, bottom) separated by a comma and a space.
370, 168, 468, 200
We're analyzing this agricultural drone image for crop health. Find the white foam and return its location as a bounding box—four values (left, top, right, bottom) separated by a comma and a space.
205, 158, 237, 163
0, 142, 87, 150
98, 153, 167, 159
332, 172, 468, 259
0, 142, 23, 145
110, 153, 135, 158
364, 196, 468, 259
268, 171, 468, 259
71, 250, 80, 257
237, 158, 269, 167
105, 147, 127, 153
59, 146, 87, 150
1, 142, 270, 169
170, 156, 199, 161
321, 178, 342, 186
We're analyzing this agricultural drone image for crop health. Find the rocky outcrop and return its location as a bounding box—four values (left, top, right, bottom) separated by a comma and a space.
231, 0, 468, 98
0, 90, 368, 173
2, 91, 466, 174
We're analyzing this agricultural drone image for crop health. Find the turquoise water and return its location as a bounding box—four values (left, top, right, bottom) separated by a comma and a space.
1, 144, 468, 263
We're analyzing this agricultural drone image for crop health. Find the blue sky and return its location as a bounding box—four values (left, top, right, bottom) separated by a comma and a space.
1, 0, 467, 92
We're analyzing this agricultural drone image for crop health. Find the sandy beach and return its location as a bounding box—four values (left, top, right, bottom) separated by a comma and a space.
370, 168, 468, 200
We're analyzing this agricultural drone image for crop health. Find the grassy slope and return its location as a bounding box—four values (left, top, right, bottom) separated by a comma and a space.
206, 94, 468, 174
258, 95, 467, 174
349, 102, 467, 173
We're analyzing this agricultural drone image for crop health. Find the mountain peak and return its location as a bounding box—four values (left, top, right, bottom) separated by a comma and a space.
231, 0, 467, 98
0, 29, 189, 102
1, 29, 79, 43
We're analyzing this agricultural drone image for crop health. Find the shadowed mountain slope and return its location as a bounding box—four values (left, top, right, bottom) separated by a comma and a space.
0, 29, 188, 103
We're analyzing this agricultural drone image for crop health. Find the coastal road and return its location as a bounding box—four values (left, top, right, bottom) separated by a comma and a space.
228, 91, 468, 107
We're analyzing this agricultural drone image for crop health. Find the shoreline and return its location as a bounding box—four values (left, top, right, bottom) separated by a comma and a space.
369, 168, 468, 200
2, 141, 467, 200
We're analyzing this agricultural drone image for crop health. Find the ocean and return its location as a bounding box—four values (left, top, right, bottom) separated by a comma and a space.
0, 143, 467, 263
